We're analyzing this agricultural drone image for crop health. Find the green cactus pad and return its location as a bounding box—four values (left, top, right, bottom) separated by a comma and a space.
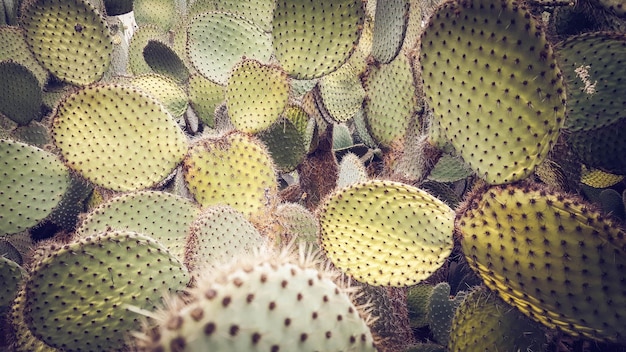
183, 132, 277, 219
128, 73, 189, 118
0, 237, 22, 264
337, 153, 369, 189
0, 255, 24, 309
406, 283, 435, 328
567, 117, 626, 174
20, 0, 112, 85
273, 202, 320, 246
319, 180, 455, 286
226, 59, 289, 133
9, 120, 50, 147
272, 0, 365, 79
188, 73, 225, 128
135, 247, 376, 351
364, 53, 418, 146
420, 0, 566, 184
24, 230, 190, 351
557, 32, 626, 131
133, 0, 178, 31
318, 62, 366, 123
2, 231, 34, 261
0, 26, 48, 86
401, 0, 423, 53
0, 60, 42, 126
0, 139, 69, 235
77, 190, 200, 261
187, 11, 272, 85
427, 154, 473, 183
51, 83, 188, 191
103, 0, 133, 15
580, 167, 624, 188
458, 184, 626, 343
257, 116, 307, 172
128, 25, 167, 76
143, 39, 190, 84
9, 287, 58, 352
47, 174, 93, 231
371, 0, 409, 64
184, 205, 266, 273
208, 0, 275, 32
448, 287, 547, 352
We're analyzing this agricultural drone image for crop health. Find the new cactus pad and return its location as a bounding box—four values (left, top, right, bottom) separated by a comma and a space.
318, 180, 455, 286
420, 0, 566, 184
457, 183, 626, 343
134, 247, 376, 351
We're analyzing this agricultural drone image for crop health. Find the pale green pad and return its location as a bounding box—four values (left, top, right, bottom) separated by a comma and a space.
371, 0, 409, 64
188, 73, 225, 128
319, 180, 455, 286
133, 0, 178, 31
187, 11, 272, 85
0, 139, 69, 235
0, 255, 23, 309
0, 60, 42, 126
128, 25, 167, 76
21, 0, 112, 85
51, 83, 188, 191
420, 0, 566, 184
257, 116, 307, 173
128, 73, 189, 118
272, 0, 365, 79
0, 26, 48, 86
24, 230, 190, 351
318, 62, 366, 123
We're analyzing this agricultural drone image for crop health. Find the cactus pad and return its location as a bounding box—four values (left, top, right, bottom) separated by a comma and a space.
143, 39, 190, 84
371, 0, 409, 64
0, 139, 69, 235
21, 0, 112, 85
24, 230, 190, 351
458, 184, 626, 343
128, 73, 189, 118
133, 0, 178, 31
226, 59, 289, 133
183, 132, 276, 219
135, 247, 376, 351
0, 255, 24, 309
128, 25, 167, 76
257, 116, 307, 172
188, 73, 225, 128
51, 83, 188, 191
0, 60, 42, 125
187, 11, 272, 85
272, 0, 365, 79
420, 0, 566, 184
319, 180, 455, 286
0, 26, 48, 86
318, 62, 366, 123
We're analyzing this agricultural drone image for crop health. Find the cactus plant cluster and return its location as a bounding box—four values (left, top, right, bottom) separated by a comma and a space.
1, 0, 626, 351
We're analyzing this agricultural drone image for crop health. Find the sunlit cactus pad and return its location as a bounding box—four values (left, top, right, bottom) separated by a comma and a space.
133, 0, 178, 31
23, 230, 190, 351
458, 184, 626, 343
257, 116, 307, 172
580, 167, 624, 188
272, 0, 365, 79
20, 0, 112, 85
318, 62, 366, 123
9, 287, 58, 352
226, 59, 289, 133
128, 25, 167, 76
128, 73, 189, 118
0, 139, 69, 235
0, 60, 42, 125
134, 248, 376, 351
319, 180, 455, 286
188, 73, 225, 128
51, 83, 188, 191
189, 0, 275, 32
187, 11, 272, 85
0, 26, 48, 86
76, 190, 200, 261
142, 40, 190, 84
420, 0, 566, 184
183, 132, 276, 219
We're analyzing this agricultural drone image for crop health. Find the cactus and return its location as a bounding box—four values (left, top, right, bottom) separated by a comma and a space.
318, 180, 455, 286
337, 152, 369, 189
426, 282, 466, 345
127, 73, 190, 118
0, 60, 42, 126
51, 83, 188, 191
406, 283, 435, 329
457, 183, 626, 343
420, 0, 567, 184
132, 0, 179, 31
371, 0, 409, 64
0, 139, 70, 235
133, 246, 377, 351
257, 115, 307, 172
128, 25, 167, 76
317, 62, 366, 123
142, 39, 190, 84
187, 72, 225, 129
23, 230, 190, 351
580, 166, 625, 188
0, 255, 24, 310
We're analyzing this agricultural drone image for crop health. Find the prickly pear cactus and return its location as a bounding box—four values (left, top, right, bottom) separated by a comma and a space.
0, 60, 42, 126
420, 0, 567, 184
23, 230, 190, 351
0, 255, 24, 310
134, 246, 377, 351
457, 183, 626, 343
319, 180, 455, 286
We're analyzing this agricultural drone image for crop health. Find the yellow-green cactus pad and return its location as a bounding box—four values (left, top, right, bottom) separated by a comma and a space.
319, 180, 455, 286
558, 32, 626, 132
318, 62, 366, 123
188, 73, 225, 128
580, 167, 624, 188
128, 73, 189, 118
143, 39, 190, 84
187, 11, 272, 85
209, 0, 275, 32
272, 0, 365, 79
420, 0, 566, 185
371, 0, 409, 64
364, 53, 418, 146
134, 247, 377, 352
458, 184, 626, 343
51, 83, 188, 191
0, 26, 48, 86
273, 202, 320, 245
0, 255, 24, 309
428, 154, 473, 183
24, 230, 190, 351
0, 60, 42, 125
401, 0, 423, 53
9, 287, 58, 352
226, 59, 289, 133
184, 205, 266, 273
9, 120, 50, 147
76, 190, 200, 261
128, 25, 167, 76
20, 0, 112, 86
133, 0, 178, 31
0, 139, 69, 235
257, 116, 306, 172
183, 132, 277, 219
